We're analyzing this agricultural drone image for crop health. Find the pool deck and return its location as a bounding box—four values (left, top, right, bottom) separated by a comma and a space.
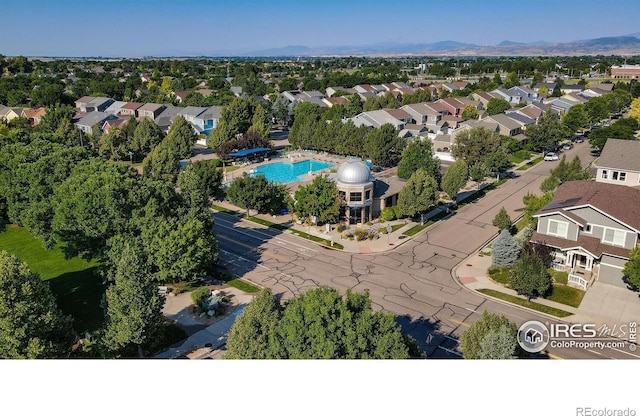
222, 151, 349, 189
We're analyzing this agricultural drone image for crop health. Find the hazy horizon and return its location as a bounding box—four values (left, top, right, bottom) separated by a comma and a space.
1, 0, 640, 57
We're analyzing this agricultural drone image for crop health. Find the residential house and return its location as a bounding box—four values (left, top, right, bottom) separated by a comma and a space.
560, 84, 585, 95
531, 180, 640, 289
400, 102, 444, 127
154, 105, 182, 133
485, 113, 522, 137
138, 103, 167, 121
436, 98, 482, 117
594, 139, 640, 188
22, 107, 47, 126
120, 102, 143, 117
172, 90, 191, 104
399, 124, 428, 138
492, 89, 522, 105
104, 101, 127, 116
102, 118, 129, 134
509, 86, 539, 102
349, 109, 411, 130
506, 102, 549, 122
74, 96, 94, 111
0, 107, 25, 122
74, 111, 117, 135
322, 96, 348, 107
230, 86, 243, 97
84, 97, 115, 113
545, 97, 575, 115
193, 105, 222, 142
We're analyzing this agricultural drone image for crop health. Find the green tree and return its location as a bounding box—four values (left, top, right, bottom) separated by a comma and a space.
492, 206, 512, 230
225, 174, 271, 217
562, 104, 589, 134
540, 155, 591, 192
477, 324, 518, 359
164, 115, 195, 159
293, 174, 341, 224
460, 311, 518, 359
524, 109, 566, 151
397, 139, 441, 182
622, 246, 640, 291
503, 71, 520, 89
441, 159, 468, 202
247, 103, 270, 139
510, 250, 551, 300
142, 144, 181, 183
177, 160, 223, 209
52, 159, 147, 259
364, 123, 406, 166
486, 98, 511, 115
103, 241, 164, 358
452, 127, 509, 175
461, 104, 479, 121
225, 287, 416, 359
98, 127, 130, 161
345, 94, 363, 117
209, 97, 254, 149
397, 168, 438, 224
491, 229, 520, 268
132, 117, 165, 158
0, 251, 73, 359
225, 288, 281, 359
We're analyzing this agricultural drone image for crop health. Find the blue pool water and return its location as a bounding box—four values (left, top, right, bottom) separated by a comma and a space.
252, 159, 335, 184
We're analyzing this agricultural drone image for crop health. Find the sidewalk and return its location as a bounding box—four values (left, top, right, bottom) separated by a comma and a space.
456, 251, 580, 318
154, 287, 254, 359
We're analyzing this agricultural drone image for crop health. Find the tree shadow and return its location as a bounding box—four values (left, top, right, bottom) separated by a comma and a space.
395, 315, 461, 359
47, 266, 106, 333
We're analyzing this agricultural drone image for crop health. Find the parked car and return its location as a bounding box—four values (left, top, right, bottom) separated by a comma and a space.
572, 135, 585, 143
562, 142, 574, 150
544, 152, 559, 161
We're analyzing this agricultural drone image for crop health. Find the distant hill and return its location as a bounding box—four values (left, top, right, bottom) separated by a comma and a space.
224, 34, 640, 57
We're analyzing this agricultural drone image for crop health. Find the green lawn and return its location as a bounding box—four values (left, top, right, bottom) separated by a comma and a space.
546, 284, 585, 308
487, 266, 510, 286
510, 150, 533, 164
212, 204, 241, 215
516, 156, 544, 171
478, 289, 573, 318
0, 226, 104, 332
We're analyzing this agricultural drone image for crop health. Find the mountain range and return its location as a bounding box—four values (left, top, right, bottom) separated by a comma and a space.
232, 35, 640, 57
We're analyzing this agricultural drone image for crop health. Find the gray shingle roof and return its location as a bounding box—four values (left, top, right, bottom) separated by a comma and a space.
596, 139, 640, 172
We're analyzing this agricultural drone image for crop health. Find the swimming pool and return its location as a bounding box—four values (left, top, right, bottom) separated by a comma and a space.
251, 159, 335, 184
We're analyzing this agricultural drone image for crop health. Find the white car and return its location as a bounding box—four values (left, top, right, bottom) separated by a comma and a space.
544, 152, 559, 161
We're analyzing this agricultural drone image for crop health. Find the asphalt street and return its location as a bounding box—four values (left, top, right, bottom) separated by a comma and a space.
214, 142, 639, 359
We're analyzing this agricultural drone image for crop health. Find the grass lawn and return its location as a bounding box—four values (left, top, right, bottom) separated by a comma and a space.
516, 156, 544, 171
211, 204, 241, 215
487, 267, 511, 286
510, 150, 533, 164
478, 288, 573, 318
403, 210, 450, 237
218, 272, 260, 293
0, 226, 104, 332
546, 284, 585, 308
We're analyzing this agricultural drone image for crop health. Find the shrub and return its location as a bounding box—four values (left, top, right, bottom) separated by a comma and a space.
191, 286, 210, 305
381, 207, 396, 221
336, 223, 346, 233
354, 229, 369, 241
392, 206, 403, 219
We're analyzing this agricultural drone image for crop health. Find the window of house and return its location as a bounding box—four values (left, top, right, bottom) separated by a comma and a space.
350, 192, 362, 202
365, 190, 371, 200
619, 172, 626, 181
601, 170, 608, 179
547, 219, 568, 238
584, 224, 592, 233
603, 228, 626, 247
612, 171, 619, 180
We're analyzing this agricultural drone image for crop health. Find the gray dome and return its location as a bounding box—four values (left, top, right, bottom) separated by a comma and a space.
336, 160, 372, 184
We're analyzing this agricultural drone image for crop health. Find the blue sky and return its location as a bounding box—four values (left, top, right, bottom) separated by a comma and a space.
1, 0, 639, 56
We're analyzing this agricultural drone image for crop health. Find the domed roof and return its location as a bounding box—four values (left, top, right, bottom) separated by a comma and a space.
336, 160, 372, 185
